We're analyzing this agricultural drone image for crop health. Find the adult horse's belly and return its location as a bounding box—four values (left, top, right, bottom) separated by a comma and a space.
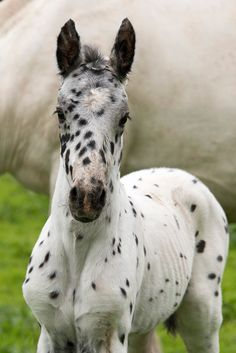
0, 0, 236, 220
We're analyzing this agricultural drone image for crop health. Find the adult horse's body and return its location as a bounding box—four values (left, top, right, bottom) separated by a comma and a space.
1, 0, 236, 220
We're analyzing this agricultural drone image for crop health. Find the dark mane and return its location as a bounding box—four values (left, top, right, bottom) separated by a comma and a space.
82, 45, 108, 70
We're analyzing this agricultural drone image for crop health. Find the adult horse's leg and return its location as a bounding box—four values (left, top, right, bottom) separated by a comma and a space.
129, 330, 162, 353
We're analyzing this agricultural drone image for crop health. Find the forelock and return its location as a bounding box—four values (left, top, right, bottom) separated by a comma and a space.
82, 45, 108, 71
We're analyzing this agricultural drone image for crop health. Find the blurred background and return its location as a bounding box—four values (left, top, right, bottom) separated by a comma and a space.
1, 0, 236, 352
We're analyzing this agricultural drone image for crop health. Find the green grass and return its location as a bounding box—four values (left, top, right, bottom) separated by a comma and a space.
0, 174, 235, 352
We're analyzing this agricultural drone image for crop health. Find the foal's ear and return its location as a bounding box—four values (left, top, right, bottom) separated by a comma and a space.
56, 19, 82, 76
110, 18, 136, 80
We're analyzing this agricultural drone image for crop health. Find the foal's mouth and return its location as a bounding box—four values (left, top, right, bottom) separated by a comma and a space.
72, 213, 100, 223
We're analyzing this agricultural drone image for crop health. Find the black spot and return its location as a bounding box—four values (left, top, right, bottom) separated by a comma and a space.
145, 194, 152, 199
215, 291, 219, 297
119, 334, 125, 345
73, 114, 79, 120
110, 95, 116, 103
112, 238, 116, 246
75, 130, 80, 136
120, 287, 127, 298
225, 225, 229, 234
174, 303, 178, 307
75, 142, 81, 151
160, 289, 164, 293
39, 262, 44, 268
208, 273, 216, 280
87, 140, 96, 150
105, 257, 108, 263
39, 240, 44, 246
133, 185, 137, 189
97, 108, 105, 116
29, 256, 32, 264
129, 302, 133, 314
49, 291, 59, 299
61, 143, 67, 156
76, 233, 84, 240
73, 289, 76, 302
192, 179, 198, 184
147, 263, 151, 270
154, 184, 159, 187
79, 147, 87, 157
180, 253, 183, 258
78, 119, 88, 126
49, 272, 56, 280
217, 255, 223, 262
25, 278, 30, 284
149, 297, 153, 302
141, 213, 144, 218
99, 149, 106, 164
83, 157, 91, 166
190, 204, 197, 212
110, 141, 115, 155
134, 234, 138, 246
91, 282, 96, 290
65, 149, 70, 174
132, 208, 137, 217
143, 246, 146, 256
69, 165, 73, 178
28, 266, 33, 274
195, 230, 199, 237
44, 252, 50, 263
115, 134, 119, 143
47, 232, 50, 237
112, 250, 116, 256
76, 91, 82, 97
165, 278, 170, 283
70, 99, 79, 105
126, 279, 130, 287
68, 104, 75, 112
84, 131, 93, 139
196, 240, 206, 253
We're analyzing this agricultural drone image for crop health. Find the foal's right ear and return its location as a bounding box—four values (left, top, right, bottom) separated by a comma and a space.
56, 19, 82, 76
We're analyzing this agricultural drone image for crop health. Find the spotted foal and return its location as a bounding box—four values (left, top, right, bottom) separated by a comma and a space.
23, 19, 229, 353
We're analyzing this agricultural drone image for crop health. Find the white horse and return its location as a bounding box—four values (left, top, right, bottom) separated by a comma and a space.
1, 0, 236, 221
23, 19, 229, 353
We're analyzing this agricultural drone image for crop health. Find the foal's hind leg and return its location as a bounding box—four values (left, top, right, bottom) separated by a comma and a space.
173, 222, 227, 353
175, 283, 222, 353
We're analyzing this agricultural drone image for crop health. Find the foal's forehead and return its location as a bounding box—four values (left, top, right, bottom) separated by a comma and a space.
58, 67, 128, 112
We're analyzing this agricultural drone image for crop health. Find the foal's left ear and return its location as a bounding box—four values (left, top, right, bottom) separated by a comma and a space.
56, 19, 82, 76
110, 18, 136, 80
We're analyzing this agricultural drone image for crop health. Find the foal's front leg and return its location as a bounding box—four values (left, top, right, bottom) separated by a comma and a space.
37, 326, 50, 353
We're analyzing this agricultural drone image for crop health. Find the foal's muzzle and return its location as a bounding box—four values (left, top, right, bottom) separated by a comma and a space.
69, 182, 106, 222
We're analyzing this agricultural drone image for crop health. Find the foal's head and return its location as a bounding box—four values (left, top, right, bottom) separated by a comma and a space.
55, 19, 135, 223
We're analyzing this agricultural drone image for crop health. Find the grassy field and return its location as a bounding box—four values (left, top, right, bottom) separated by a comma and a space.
0, 174, 235, 353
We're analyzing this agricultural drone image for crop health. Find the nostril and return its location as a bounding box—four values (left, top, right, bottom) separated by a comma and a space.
70, 186, 78, 201
99, 189, 106, 207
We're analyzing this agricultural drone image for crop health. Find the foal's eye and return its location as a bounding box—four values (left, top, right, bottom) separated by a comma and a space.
55, 107, 65, 123
119, 113, 130, 127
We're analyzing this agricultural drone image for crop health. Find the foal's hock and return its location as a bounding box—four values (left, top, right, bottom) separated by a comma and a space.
23, 19, 229, 353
